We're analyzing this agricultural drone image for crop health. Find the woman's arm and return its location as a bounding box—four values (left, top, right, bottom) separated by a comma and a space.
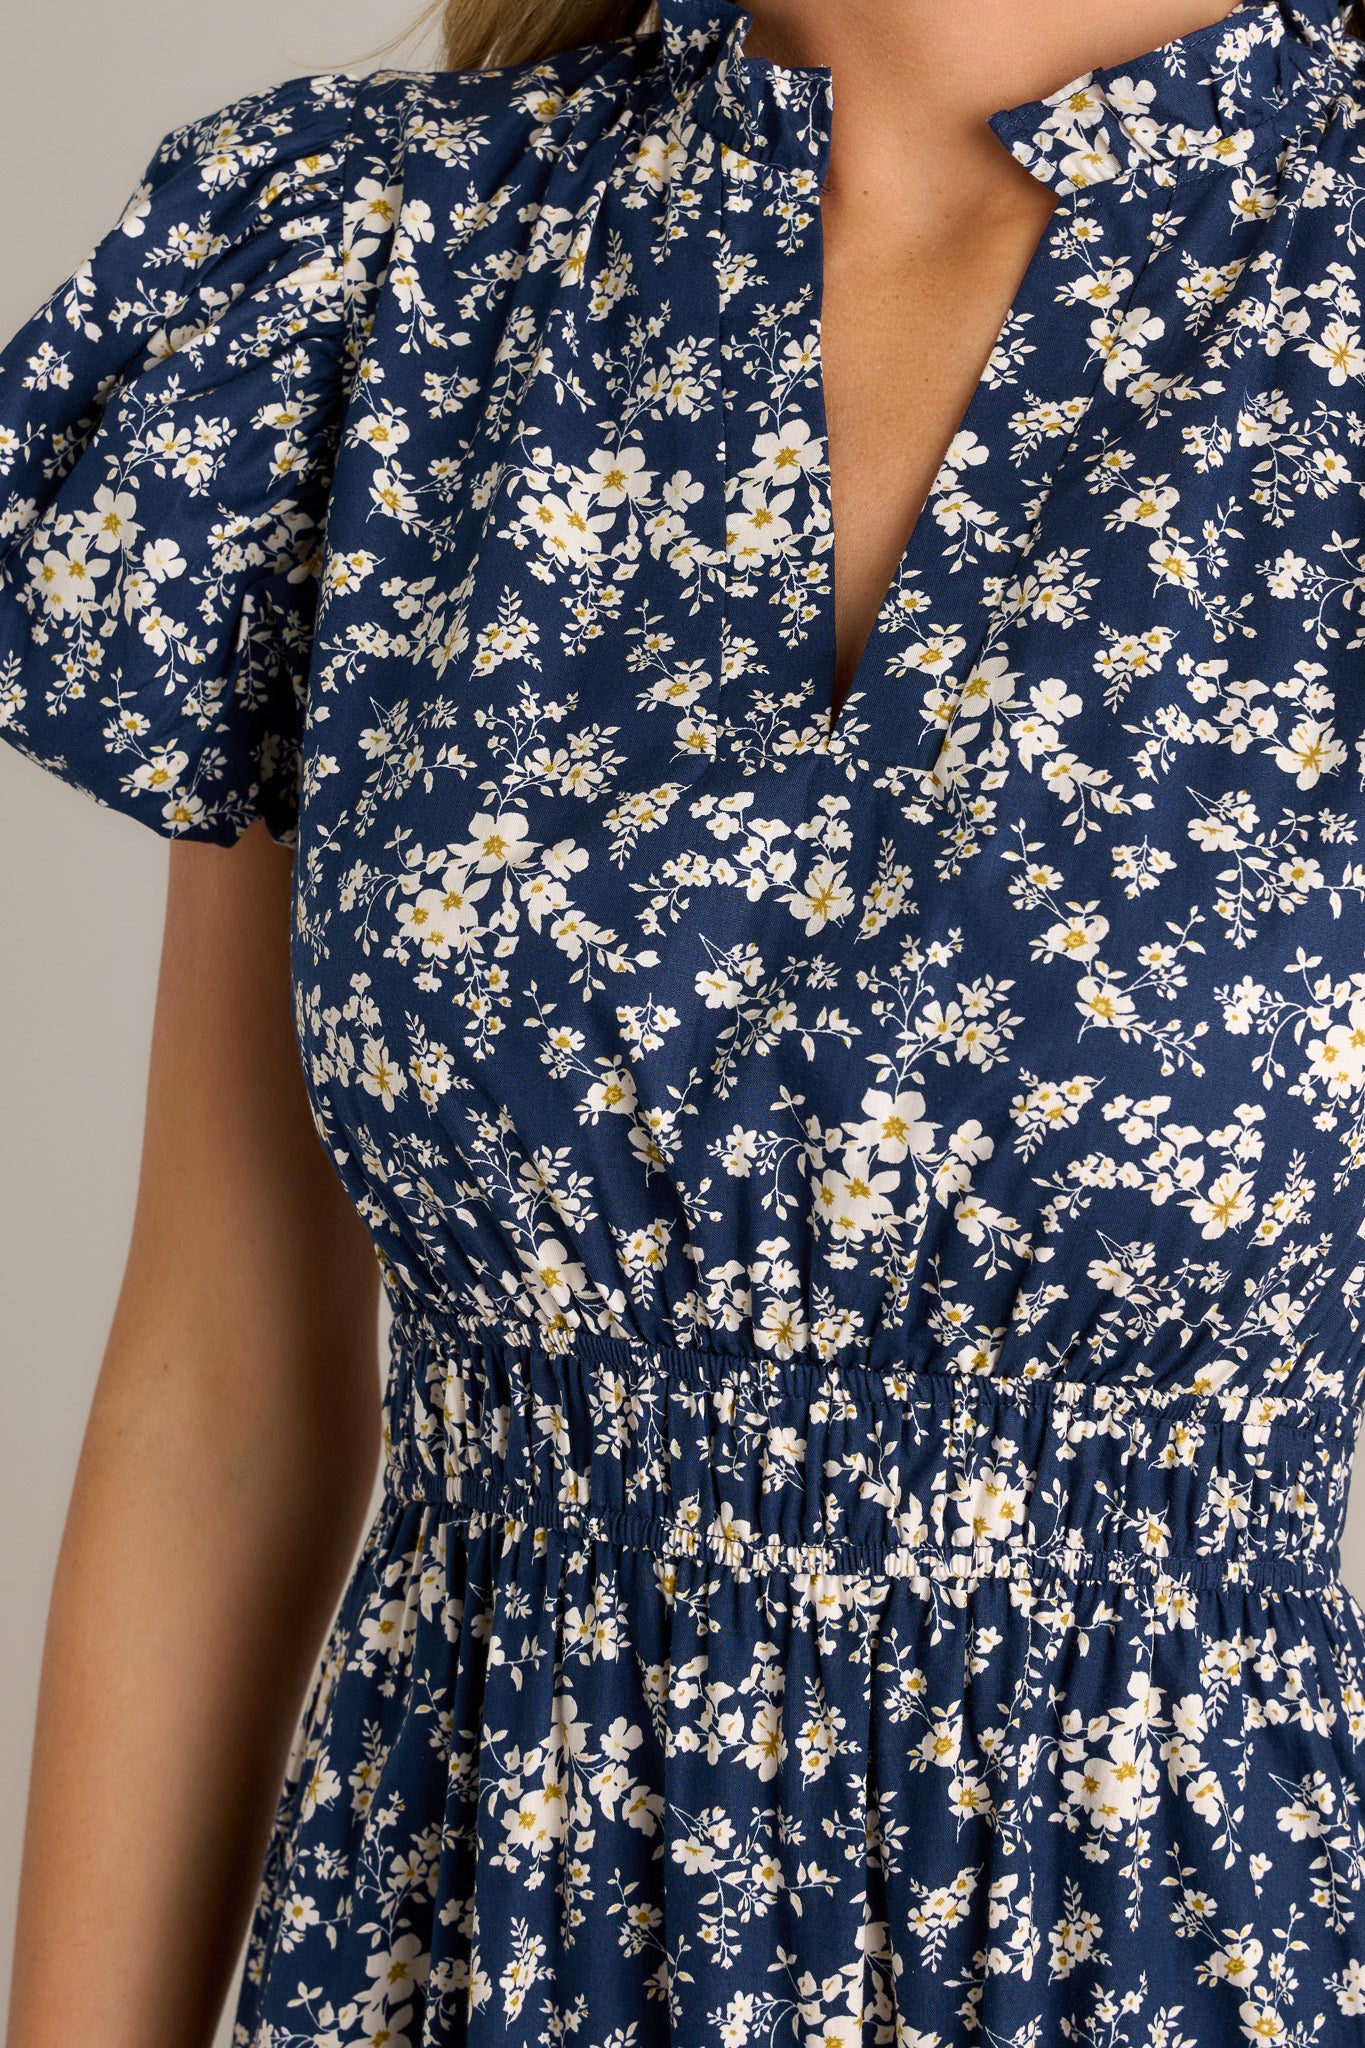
5, 821, 383, 2048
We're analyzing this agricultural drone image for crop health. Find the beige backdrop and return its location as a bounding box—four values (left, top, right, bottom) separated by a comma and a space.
5, 5, 1365, 2044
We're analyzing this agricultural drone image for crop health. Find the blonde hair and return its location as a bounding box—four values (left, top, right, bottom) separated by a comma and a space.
415, 0, 651, 70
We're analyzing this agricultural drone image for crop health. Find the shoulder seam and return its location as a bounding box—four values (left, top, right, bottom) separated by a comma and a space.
338, 70, 372, 406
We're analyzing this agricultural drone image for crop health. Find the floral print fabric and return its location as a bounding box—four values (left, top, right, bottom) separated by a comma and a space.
6, 0, 1365, 2040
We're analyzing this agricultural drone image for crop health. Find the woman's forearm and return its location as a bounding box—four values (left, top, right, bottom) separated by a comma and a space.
6, 1300, 380, 2048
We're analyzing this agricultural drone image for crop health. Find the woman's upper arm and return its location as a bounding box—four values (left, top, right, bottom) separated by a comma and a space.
106, 821, 381, 1460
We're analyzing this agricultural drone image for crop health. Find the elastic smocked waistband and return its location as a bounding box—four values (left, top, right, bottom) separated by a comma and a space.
378, 1310, 1355, 1589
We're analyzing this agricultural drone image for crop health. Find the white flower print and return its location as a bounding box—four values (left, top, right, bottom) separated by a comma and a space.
4, 10, 1365, 2048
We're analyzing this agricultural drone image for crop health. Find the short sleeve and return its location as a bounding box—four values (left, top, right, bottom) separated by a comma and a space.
0, 72, 361, 845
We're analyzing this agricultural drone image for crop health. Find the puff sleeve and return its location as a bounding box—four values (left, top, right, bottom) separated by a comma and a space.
0, 72, 362, 845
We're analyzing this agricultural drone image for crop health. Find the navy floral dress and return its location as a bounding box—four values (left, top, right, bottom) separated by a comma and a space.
8, 0, 1365, 2038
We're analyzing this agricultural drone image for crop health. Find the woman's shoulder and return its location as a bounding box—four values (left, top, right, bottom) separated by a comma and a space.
0, 31, 670, 848
339, 30, 664, 175
121, 71, 362, 256
124, 23, 664, 223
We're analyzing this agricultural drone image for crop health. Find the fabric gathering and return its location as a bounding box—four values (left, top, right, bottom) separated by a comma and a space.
7, 0, 1365, 2040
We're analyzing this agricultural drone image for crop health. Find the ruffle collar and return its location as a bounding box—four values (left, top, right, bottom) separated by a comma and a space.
655, 0, 1353, 185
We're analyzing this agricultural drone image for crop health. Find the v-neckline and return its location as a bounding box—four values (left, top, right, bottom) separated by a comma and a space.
698, 0, 1284, 771
814, 186, 1068, 747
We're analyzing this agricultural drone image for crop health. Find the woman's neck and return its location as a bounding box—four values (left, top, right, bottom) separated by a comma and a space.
741, 0, 1244, 213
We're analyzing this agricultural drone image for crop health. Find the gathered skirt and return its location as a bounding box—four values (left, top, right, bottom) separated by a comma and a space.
230, 1311, 1365, 2047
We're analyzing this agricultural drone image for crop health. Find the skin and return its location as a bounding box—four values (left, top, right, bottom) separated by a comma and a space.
6, 824, 381, 2048
4, 2, 1240, 2041
738, 0, 1242, 727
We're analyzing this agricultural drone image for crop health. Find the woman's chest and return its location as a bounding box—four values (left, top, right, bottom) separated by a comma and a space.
302, 122, 1364, 817
283, 114, 1365, 1337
